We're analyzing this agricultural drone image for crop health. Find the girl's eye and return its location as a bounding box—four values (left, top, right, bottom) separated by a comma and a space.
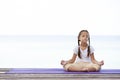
82, 35, 85, 37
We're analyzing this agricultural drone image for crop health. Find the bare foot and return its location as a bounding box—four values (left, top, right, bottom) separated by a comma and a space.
80, 68, 89, 72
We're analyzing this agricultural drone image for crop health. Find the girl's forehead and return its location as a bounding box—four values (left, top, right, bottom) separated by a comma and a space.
81, 32, 88, 35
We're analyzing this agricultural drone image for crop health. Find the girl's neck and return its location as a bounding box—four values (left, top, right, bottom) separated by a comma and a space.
80, 43, 87, 47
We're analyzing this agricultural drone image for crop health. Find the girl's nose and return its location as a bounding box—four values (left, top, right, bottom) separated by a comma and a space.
84, 37, 88, 41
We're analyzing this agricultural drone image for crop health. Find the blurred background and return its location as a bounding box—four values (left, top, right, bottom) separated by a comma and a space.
0, 0, 120, 69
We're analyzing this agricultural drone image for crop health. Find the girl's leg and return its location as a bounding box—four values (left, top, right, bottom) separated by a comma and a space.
68, 65, 88, 72
64, 62, 88, 72
86, 63, 101, 72
63, 62, 101, 72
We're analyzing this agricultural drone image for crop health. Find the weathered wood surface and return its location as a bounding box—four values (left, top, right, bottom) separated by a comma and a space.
0, 68, 120, 80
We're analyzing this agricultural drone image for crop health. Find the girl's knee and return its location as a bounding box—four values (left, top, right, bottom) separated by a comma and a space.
93, 64, 101, 71
87, 67, 96, 72
67, 65, 76, 71
68, 65, 88, 72
87, 64, 101, 72
63, 63, 73, 71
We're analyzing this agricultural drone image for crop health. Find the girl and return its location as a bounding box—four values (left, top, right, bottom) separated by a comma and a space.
61, 30, 104, 72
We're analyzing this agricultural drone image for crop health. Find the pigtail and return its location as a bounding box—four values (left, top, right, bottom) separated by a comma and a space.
78, 32, 81, 59
87, 34, 91, 57
78, 40, 81, 58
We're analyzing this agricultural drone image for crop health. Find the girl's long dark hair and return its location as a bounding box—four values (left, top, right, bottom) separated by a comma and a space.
78, 30, 90, 58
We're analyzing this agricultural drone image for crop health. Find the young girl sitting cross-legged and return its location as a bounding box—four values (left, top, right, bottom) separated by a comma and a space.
61, 30, 104, 72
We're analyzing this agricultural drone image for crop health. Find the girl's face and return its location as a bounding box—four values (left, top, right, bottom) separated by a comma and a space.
79, 32, 89, 43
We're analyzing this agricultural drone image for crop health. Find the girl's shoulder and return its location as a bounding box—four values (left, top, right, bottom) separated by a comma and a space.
73, 45, 79, 54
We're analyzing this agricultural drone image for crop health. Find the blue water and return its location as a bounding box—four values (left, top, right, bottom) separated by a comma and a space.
0, 35, 120, 69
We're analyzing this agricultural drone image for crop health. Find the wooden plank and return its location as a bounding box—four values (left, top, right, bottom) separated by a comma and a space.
0, 73, 120, 80
0, 68, 120, 80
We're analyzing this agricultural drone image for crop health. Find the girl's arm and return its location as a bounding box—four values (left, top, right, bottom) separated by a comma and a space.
61, 53, 77, 65
67, 53, 77, 63
90, 53, 104, 66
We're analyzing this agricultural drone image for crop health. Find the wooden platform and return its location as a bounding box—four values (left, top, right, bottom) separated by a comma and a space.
0, 68, 120, 80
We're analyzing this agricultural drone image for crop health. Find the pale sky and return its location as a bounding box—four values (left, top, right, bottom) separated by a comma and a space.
0, 0, 120, 36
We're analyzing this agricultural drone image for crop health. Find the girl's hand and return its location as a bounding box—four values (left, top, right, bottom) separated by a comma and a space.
61, 60, 67, 66
98, 60, 104, 66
